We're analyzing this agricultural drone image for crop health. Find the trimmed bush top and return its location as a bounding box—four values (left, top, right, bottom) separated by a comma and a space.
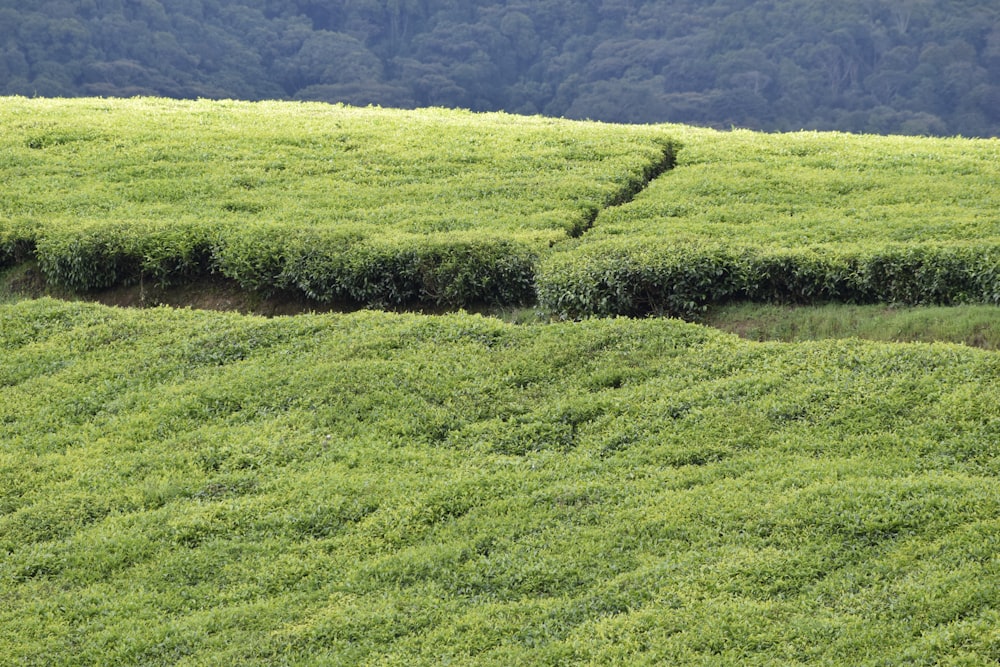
3, 299, 1000, 664
2, 97, 999, 314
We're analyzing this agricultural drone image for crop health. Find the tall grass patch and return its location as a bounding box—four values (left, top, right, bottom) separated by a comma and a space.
703, 303, 1000, 349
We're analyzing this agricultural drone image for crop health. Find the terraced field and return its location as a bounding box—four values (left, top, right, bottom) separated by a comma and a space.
2, 98, 999, 665
539, 126, 1000, 317
0, 97, 673, 306
4, 97, 998, 315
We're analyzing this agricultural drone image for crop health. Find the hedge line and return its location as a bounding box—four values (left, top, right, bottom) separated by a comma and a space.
213, 226, 540, 307
14, 229, 1000, 315
22, 221, 542, 308
2, 97, 684, 308
536, 241, 1000, 318
0, 219, 38, 269
32, 221, 214, 291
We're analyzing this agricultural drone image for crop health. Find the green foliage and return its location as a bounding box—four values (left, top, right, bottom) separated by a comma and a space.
5, 98, 1000, 316
0, 96, 673, 305
33, 220, 213, 291
3, 299, 1000, 664
0, 219, 35, 269
539, 127, 1000, 317
539, 241, 1000, 319
537, 241, 744, 319
213, 227, 539, 307
3, 94, 1000, 666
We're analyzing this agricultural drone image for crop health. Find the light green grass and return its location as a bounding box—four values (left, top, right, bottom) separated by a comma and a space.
704, 303, 1000, 349
593, 126, 1000, 245
3, 99, 1000, 664
0, 97, 668, 240
6, 98, 1000, 315
3, 299, 1000, 665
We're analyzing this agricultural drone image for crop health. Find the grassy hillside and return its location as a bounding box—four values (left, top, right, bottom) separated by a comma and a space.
2, 98, 999, 664
3, 298, 1000, 665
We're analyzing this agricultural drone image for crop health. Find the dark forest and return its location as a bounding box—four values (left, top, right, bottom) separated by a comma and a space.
2, 0, 998, 136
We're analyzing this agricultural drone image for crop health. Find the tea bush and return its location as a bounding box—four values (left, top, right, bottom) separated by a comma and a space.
539, 127, 1000, 316
3, 300, 1000, 664
538, 240, 1000, 319
0, 97, 674, 304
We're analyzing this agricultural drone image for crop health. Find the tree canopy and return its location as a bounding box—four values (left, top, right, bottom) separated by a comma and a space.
2, 0, 998, 136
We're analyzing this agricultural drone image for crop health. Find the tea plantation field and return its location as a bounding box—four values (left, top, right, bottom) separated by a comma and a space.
2, 98, 1000, 664
2, 298, 1000, 665
539, 126, 1000, 317
4, 97, 999, 315
0, 97, 673, 308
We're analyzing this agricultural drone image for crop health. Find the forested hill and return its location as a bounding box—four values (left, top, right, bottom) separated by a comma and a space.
2, 0, 998, 137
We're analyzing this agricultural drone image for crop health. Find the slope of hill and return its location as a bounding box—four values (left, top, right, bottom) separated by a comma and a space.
539, 125, 1000, 317
0, 96, 673, 308
2, 298, 1000, 665
3, 96, 1000, 665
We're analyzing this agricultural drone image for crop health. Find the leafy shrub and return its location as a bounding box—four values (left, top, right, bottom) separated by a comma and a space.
5, 301, 1000, 664
854, 243, 1000, 305
0, 218, 37, 269
34, 222, 214, 291
539, 241, 1000, 318
0, 97, 673, 306
554, 126, 1000, 316
537, 241, 744, 319
213, 228, 539, 306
